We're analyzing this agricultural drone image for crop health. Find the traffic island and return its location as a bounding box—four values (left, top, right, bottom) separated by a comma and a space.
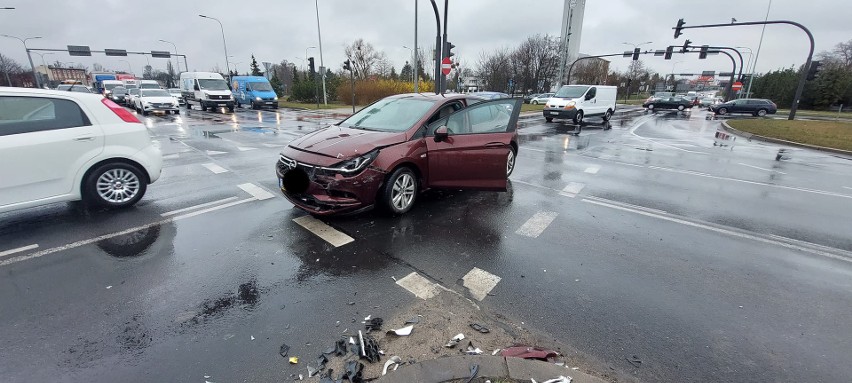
723, 119, 852, 155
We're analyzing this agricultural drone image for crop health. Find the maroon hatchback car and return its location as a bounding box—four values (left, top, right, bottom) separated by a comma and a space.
276, 93, 522, 215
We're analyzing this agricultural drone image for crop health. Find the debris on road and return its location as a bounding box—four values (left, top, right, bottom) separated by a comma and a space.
626, 355, 642, 368
532, 377, 573, 383
250, 335, 255, 341
289, 356, 299, 364
386, 325, 413, 336
491, 349, 501, 355
464, 341, 483, 355
344, 360, 364, 382
465, 363, 479, 383
445, 333, 465, 348
500, 346, 559, 360
365, 317, 384, 332
404, 317, 420, 324
469, 323, 490, 333
382, 355, 402, 375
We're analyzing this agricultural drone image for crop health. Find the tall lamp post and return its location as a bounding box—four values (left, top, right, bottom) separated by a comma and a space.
314, 0, 327, 105
1, 34, 42, 88
118, 59, 133, 74
199, 14, 230, 80
158, 39, 181, 72
735, 46, 754, 97
0, 9, 14, 85
669, 60, 684, 91
32, 51, 53, 86
402, 45, 415, 84
622, 41, 652, 101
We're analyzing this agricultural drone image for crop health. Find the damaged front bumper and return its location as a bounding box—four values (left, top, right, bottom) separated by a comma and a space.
275, 155, 386, 215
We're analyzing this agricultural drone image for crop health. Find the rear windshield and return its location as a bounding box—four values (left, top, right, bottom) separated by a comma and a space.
554, 85, 589, 99
104, 83, 121, 90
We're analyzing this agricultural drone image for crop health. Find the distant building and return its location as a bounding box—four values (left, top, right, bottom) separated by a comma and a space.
37, 65, 87, 87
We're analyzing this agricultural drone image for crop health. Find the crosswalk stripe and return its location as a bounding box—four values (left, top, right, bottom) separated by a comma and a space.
561, 182, 585, 197
462, 267, 501, 301
516, 211, 558, 238
237, 183, 275, 200
396, 272, 441, 299
584, 165, 600, 174
237, 146, 258, 151
206, 150, 228, 156
292, 216, 354, 247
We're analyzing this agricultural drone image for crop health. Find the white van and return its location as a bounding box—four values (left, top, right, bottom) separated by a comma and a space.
101, 80, 124, 96
543, 85, 617, 124
179, 72, 234, 112
139, 80, 162, 90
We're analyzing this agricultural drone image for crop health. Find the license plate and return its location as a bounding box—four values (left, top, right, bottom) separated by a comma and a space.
548, 111, 558, 115
279, 177, 285, 191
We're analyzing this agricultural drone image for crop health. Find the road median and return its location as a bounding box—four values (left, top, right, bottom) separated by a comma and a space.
723, 118, 852, 155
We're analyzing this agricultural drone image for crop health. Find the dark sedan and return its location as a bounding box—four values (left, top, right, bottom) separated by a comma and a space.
276, 93, 522, 215
643, 96, 694, 111
710, 98, 777, 117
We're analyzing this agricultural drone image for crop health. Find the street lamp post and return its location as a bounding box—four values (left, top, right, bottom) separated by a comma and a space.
1, 34, 42, 88
622, 41, 652, 102
32, 51, 54, 86
119, 59, 133, 74
735, 46, 754, 98
199, 15, 230, 81
669, 60, 684, 91
315, 0, 327, 105
402, 45, 415, 84
158, 39, 181, 72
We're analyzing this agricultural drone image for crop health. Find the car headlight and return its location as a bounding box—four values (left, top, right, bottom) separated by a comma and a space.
255, 96, 262, 101
274, 96, 279, 100
323, 150, 379, 175
202, 92, 209, 98
563, 101, 576, 110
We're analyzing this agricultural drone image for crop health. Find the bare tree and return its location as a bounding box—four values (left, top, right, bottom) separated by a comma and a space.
375, 55, 394, 79
0, 53, 24, 86
572, 58, 610, 85
510, 35, 560, 93
344, 38, 384, 80
476, 47, 512, 92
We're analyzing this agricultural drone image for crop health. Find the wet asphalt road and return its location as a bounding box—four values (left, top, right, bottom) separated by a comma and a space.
1, 105, 851, 383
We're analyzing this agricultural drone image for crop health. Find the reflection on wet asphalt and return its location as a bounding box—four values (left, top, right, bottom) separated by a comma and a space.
1, 105, 851, 383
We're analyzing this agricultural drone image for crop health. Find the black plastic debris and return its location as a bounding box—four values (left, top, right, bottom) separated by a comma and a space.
365, 317, 383, 332
469, 323, 490, 334
307, 365, 319, 378
279, 343, 290, 358
344, 360, 364, 383
316, 354, 329, 370
465, 363, 479, 383
404, 317, 420, 324
361, 334, 381, 363
323, 339, 347, 357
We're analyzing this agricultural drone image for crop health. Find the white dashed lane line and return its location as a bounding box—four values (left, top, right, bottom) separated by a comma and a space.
206, 150, 228, 156
292, 216, 354, 247
584, 165, 600, 174
0, 244, 39, 259
201, 163, 229, 174
237, 183, 275, 200
462, 267, 502, 301
396, 272, 441, 300
561, 182, 586, 198
161, 196, 240, 217
738, 162, 787, 174
516, 211, 558, 238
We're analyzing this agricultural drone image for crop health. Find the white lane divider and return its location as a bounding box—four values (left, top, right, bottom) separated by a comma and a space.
237, 146, 258, 151
396, 272, 441, 300
161, 196, 239, 217
206, 150, 228, 156
561, 182, 586, 198
462, 267, 502, 301
162, 153, 180, 160
738, 162, 787, 174
201, 162, 229, 174
584, 165, 601, 174
262, 143, 285, 148
0, 244, 39, 259
292, 216, 354, 247
516, 211, 558, 238
237, 183, 275, 200
582, 197, 852, 263
843, 186, 852, 190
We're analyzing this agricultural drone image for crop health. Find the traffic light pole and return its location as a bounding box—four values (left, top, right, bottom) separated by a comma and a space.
440, 0, 449, 94
428, 0, 441, 95
673, 20, 814, 120
699, 46, 742, 101
566, 53, 626, 85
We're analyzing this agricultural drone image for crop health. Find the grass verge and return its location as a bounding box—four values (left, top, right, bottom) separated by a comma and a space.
277, 100, 347, 110
776, 109, 852, 119
727, 119, 852, 151
521, 103, 545, 113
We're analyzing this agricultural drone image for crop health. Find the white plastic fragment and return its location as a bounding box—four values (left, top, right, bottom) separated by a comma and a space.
250, 335, 255, 340
106, 286, 112, 289
358, 330, 366, 357
349, 337, 356, 345
364, 315, 371, 321
382, 356, 402, 375
542, 376, 572, 383
452, 333, 465, 341
492, 349, 501, 355
387, 325, 414, 336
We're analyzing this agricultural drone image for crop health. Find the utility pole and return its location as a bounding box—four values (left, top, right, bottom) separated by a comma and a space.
414, 0, 419, 93
428, 0, 441, 94
747, 0, 772, 99
315, 0, 327, 105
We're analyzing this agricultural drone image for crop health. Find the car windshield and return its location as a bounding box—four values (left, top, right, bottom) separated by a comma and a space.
125, 85, 138, 90
340, 97, 435, 132
141, 89, 170, 97
198, 79, 229, 90
168, 88, 180, 93
554, 85, 589, 98
247, 82, 273, 91
113, 87, 127, 93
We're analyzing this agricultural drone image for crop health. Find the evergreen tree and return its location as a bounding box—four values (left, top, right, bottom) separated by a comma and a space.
400, 61, 413, 82
250, 54, 263, 76
390, 66, 399, 81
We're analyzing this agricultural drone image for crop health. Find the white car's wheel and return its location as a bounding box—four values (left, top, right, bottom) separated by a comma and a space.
84, 162, 147, 208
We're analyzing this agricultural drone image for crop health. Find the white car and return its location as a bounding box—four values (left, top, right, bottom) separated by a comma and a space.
126, 88, 141, 107
133, 89, 180, 115
168, 88, 186, 105
0, 87, 162, 213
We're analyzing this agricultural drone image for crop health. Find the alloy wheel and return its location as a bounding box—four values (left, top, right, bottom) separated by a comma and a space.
507, 150, 516, 177
96, 168, 140, 204
391, 173, 415, 211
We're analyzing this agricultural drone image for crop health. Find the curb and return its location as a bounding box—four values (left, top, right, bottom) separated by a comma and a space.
721, 120, 852, 156
373, 355, 608, 383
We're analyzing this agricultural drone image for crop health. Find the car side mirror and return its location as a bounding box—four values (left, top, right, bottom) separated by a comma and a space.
194, 85, 200, 91
434, 126, 449, 142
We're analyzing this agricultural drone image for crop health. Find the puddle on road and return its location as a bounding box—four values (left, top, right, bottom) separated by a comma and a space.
180, 280, 261, 326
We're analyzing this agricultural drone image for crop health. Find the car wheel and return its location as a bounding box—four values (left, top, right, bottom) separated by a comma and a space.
228, 106, 235, 113
532, 100, 539, 105
507, 147, 517, 177
382, 167, 418, 215
236, 101, 241, 108
185, 101, 192, 110
573, 110, 584, 124
677, 105, 685, 111
142, 109, 148, 116
545, 117, 553, 123
84, 162, 147, 209
647, 104, 655, 110
164, 110, 170, 115
602, 109, 613, 121
717, 107, 728, 115
756, 109, 767, 117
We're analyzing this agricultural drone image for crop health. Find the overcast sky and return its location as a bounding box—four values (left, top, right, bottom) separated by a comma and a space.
0, 0, 847, 79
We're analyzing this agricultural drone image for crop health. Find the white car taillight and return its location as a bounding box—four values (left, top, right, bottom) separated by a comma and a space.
101, 98, 141, 123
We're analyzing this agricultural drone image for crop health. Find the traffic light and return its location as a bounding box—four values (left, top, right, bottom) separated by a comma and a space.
632, 48, 641, 60
806, 60, 822, 80
698, 45, 709, 59
308, 57, 315, 78
444, 41, 456, 58
674, 18, 686, 39
681, 39, 692, 54
664, 46, 674, 60
343, 59, 351, 72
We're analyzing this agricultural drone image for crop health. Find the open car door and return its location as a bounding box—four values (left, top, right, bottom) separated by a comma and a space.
425, 98, 522, 190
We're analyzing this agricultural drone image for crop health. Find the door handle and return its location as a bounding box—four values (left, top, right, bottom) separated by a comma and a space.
73, 136, 95, 142
485, 142, 504, 148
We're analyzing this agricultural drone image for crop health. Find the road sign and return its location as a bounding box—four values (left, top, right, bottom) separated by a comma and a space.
104, 49, 127, 57
441, 57, 452, 75
150, 51, 171, 58
67, 45, 91, 56
731, 81, 743, 91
